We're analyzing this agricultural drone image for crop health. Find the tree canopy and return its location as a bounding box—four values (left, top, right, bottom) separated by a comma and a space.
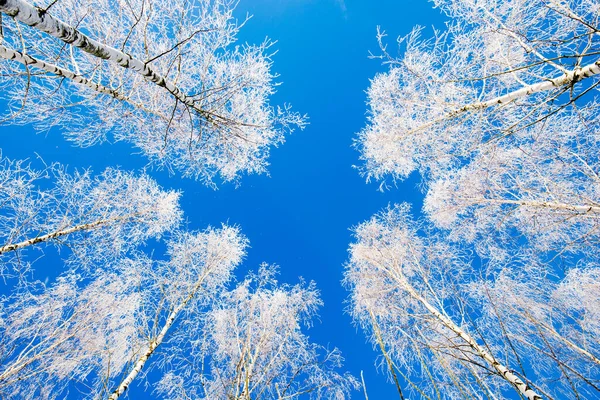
1, 0, 599, 398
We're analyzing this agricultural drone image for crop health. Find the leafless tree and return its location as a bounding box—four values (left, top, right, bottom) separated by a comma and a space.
357, 0, 599, 183
0, 0, 306, 185
422, 114, 600, 259
0, 155, 181, 278
0, 262, 146, 399
346, 204, 600, 399
345, 204, 543, 399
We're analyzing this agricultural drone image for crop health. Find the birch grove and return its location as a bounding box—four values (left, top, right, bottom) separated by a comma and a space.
2, 0, 599, 398
345, 205, 536, 399
0, 0, 306, 184
352, 3, 600, 393
0, 226, 357, 399
0, 225, 246, 399
357, 0, 600, 258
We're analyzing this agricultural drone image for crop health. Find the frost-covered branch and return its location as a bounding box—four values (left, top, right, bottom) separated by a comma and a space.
345, 205, 543, 399
358, 0, 600, 182
156, 264, 358, 400
0, 156, 181, 276
0, 0, 306, 184
108, 226, 247, 399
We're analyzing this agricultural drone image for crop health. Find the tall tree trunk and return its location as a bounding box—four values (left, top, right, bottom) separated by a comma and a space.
461, 58, 600, 109
464, 198, 600, 214
396, 276, 543, 400
0, 43, 169, 120
0, 214, 139, 255
0, 43, 127, 100
395, 59, 600, 139
108, 278, 207, 400
0, 0, 213, 121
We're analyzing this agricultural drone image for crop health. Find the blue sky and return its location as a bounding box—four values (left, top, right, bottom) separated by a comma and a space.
0, 0, 446, 397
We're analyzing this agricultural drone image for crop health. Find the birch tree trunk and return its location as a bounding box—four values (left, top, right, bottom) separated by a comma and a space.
0, 43, 171, 120
0, 43, 171, 117
396, 275, 543, 400
0, 44, 127, 100
463, 198, 600, 214
108, 278, 207, 400
394, 59, 600, 139
0, 213, 141, 255
456, 59, 600, 109
0, 0, 212, 120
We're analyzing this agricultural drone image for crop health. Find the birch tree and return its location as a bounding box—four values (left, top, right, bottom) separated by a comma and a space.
346, 204, 600, 398
345, 204, 544, 400
156, 264, 358, 400
0, 156, 181, 277
1, 225, 356, 399
0, 0, 305, 184
107, 225, 247, 400
357, 0, 599, 183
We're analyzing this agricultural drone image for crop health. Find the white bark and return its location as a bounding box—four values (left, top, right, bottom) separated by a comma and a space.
0, 44, 168, 120
397, 276, 543, 400
463, 198, 600, 214
395, 59, 600, 139
108, 279, 206, 399
0, 43, 170, 119
0, 43, 129, 101
0, 214, 138, 255
0, 0, 213, 120
463, 60, 600, 109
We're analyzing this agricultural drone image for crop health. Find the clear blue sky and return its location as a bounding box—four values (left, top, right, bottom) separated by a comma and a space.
0, 0, 446, 397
